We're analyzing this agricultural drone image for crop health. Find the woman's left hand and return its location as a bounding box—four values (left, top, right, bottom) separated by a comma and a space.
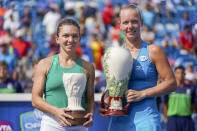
125, 89, 146, 102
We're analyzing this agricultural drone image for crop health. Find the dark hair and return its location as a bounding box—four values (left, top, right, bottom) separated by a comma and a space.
174, 65, 185, 72
56, 18, 80, 37
0, 61, 8, 68
120, 4, 142, 22
184, 25, 191, 30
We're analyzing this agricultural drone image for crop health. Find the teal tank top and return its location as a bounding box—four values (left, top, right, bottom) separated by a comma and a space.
109, 42, 162, 131
45, 54, 87, 109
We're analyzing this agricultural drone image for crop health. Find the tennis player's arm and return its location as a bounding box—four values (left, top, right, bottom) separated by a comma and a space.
85, 62, 95, 115
32, 58, 58, 115
143, 44, 177, 97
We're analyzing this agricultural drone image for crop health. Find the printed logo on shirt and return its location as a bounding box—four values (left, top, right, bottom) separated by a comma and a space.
136, 66, 143, 71
139, 56, 148, 62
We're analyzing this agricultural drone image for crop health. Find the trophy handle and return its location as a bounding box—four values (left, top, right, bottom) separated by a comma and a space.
101, 90, 109, 110
101, 91, 106, 109
124, 102, 131, 110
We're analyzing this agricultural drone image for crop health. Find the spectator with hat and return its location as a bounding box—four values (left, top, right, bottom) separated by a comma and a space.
12, 29, 34, 58
12, 29, 34, 81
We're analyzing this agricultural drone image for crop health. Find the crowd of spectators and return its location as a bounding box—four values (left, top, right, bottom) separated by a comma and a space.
0, 0, 196, 94
0, 0, 197, 130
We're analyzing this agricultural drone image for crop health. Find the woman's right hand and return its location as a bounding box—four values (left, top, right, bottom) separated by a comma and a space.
98, 103, 107, 117
54, 108, 74, 126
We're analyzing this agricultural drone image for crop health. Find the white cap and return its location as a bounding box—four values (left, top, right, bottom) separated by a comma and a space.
185, 73, 195, 81
15, 29, 24, 37
65, 1, 75, 10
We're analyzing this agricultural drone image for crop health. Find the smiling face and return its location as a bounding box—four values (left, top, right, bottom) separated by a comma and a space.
120, 8, 142, 42
56, 24, 81, 53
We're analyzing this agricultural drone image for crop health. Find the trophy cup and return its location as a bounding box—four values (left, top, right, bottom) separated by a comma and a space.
63, 73, 87, 125
101, 47, 133, 116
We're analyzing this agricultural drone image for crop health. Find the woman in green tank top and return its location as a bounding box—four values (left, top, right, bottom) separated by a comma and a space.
32, 18, 95, 131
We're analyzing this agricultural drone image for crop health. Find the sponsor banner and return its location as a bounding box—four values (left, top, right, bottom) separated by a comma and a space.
20, 109, 43, 131
0, 120, 13, 131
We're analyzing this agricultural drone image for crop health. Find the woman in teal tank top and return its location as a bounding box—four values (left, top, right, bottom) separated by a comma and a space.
32, 19, 95, 131
99, 4, 177, 131
45, 55, 87, 109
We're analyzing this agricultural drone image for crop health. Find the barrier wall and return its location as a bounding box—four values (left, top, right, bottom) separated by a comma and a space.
0, 93, 110, 131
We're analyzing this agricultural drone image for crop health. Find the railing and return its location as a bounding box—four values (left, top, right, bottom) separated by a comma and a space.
0, 93, 102, 102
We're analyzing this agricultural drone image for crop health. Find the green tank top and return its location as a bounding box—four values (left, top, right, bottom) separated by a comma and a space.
45, 54, 87, 109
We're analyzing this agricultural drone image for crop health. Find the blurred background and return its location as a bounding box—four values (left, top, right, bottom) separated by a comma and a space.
0, 0, 197, 130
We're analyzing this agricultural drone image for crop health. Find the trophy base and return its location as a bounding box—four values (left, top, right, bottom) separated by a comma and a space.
67, 110, 87, 126
105, 109, 128, 116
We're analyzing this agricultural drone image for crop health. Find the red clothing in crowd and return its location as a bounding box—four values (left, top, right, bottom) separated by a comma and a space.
102, 3, 114, 25
111, 25, 120, 40
76, 45, 82, 57
0, 8, 7, 17
12, 39, 32, 57
0, 20, 6, 37
179, 32, 194, 51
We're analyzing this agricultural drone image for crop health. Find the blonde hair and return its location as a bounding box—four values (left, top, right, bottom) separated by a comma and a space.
120, 4, 142, 22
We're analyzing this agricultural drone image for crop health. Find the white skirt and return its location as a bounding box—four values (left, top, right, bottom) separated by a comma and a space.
40, 113, 88, 131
